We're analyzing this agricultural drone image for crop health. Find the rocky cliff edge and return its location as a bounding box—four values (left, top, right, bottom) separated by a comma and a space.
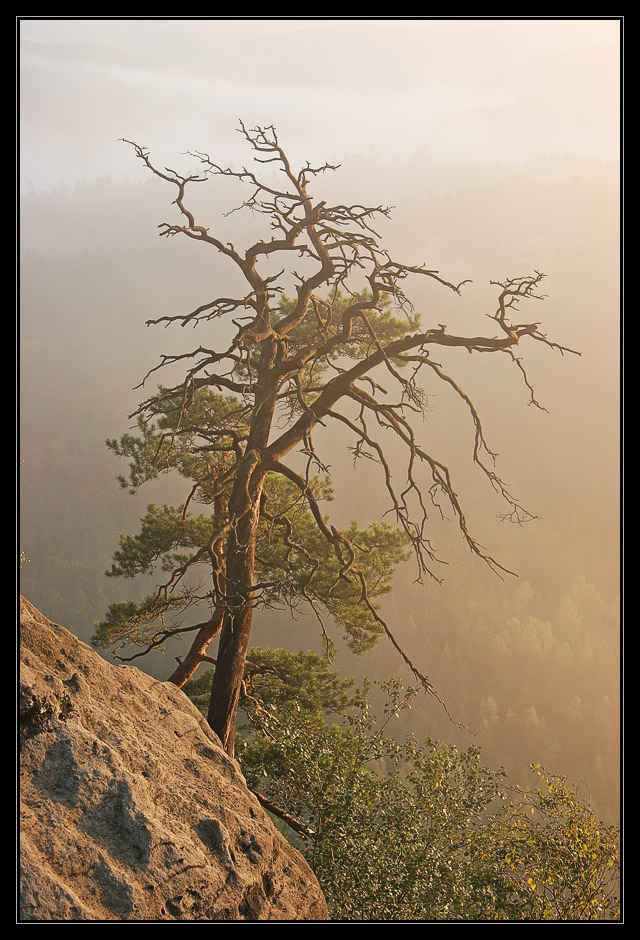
19, 596, 328, 922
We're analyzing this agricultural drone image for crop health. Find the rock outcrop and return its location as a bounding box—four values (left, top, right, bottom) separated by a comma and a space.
19, 596, 328, 922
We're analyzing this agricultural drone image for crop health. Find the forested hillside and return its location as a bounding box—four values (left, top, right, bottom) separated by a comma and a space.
19, 154, 619, 825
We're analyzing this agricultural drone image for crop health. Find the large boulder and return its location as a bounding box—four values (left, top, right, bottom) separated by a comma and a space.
19, 596, 328, 922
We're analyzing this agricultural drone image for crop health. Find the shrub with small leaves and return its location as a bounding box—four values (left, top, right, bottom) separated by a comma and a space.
228, 668, 620, 921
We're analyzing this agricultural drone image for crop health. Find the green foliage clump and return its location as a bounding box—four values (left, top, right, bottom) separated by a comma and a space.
273, 289, 420, 376
93, 383, 411, 663
185, 647, 357, 722
203, 655, 622, 922
91, 589, 202, 654
468, 764, 621, 921
106, 503, 217, 578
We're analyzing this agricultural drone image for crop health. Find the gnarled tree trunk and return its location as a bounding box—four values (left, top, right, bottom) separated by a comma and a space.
207, 472, 265, 756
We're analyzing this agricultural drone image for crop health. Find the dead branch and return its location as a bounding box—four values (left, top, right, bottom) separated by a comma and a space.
110, 124, 580, 752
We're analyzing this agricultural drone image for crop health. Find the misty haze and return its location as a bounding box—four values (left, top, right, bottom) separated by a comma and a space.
19, 18, 620, 921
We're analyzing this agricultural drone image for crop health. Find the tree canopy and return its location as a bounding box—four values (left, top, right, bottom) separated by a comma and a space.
94, 122, 580, 756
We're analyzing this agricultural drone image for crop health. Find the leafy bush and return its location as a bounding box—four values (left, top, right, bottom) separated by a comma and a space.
200, 657, 621, 921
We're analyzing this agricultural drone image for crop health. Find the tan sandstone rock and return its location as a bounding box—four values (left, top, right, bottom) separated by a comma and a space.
19, 596, 328, 922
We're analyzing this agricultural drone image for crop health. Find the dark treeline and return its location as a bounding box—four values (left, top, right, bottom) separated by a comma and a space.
19, 151, 619, 824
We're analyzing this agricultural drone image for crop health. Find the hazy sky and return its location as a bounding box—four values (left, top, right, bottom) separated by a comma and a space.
19, 17, 620, 193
